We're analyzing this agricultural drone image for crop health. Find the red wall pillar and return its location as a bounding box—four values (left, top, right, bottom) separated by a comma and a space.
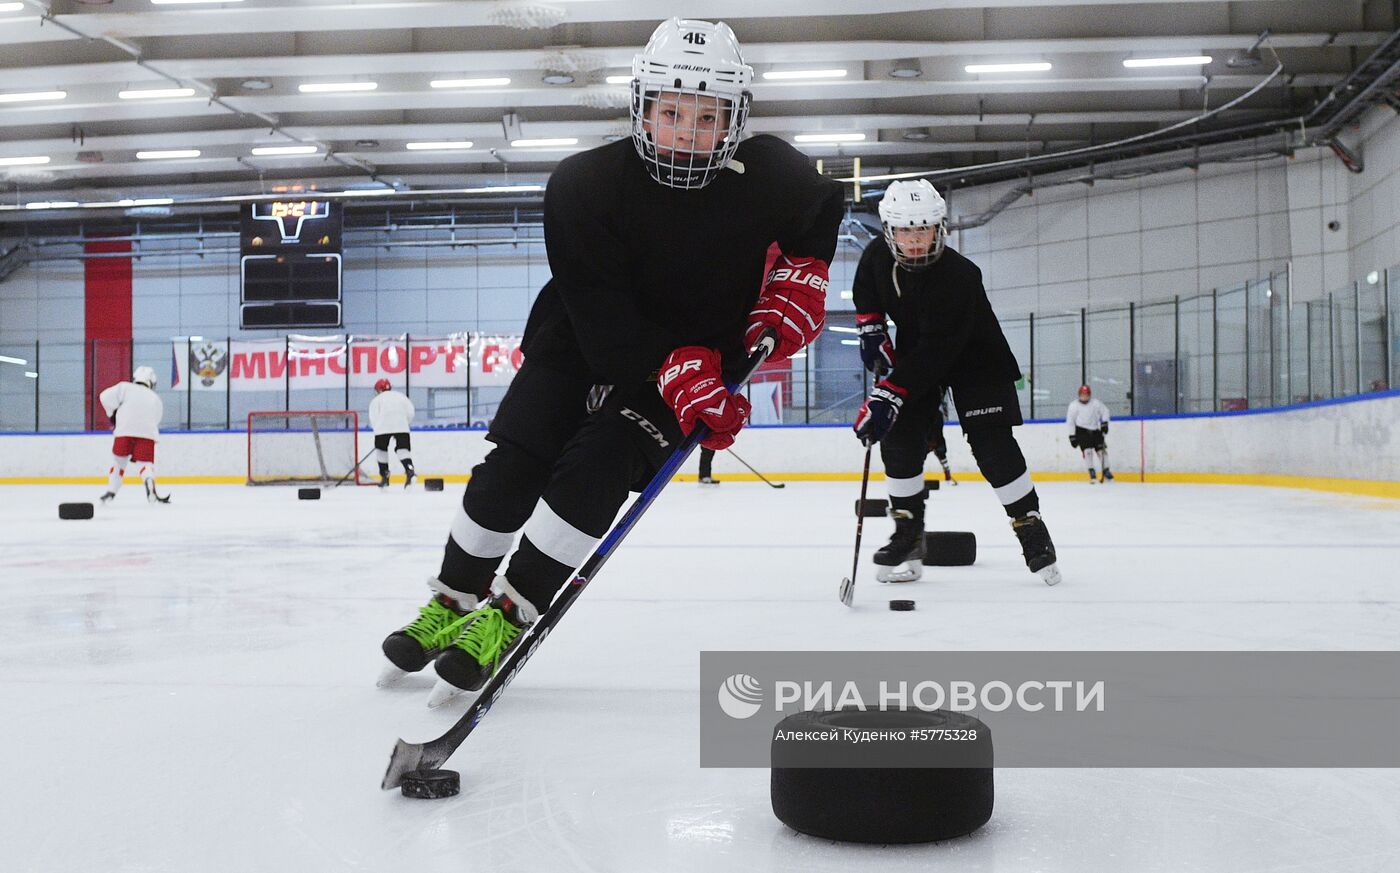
84, 239, 133, 430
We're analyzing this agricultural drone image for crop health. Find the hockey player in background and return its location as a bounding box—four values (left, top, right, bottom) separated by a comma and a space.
697, 446, 719, 485
98, 366, 168, 505
1067, 384, 1113, 483
369, 378, 417, 488
852, 180, 1060, 586
378, 17, 844, 704
927, 391, 957, 485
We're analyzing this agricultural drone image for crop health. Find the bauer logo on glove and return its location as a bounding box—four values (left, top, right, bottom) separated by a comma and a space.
853, 380, 907, 446
745, 253, 829, 363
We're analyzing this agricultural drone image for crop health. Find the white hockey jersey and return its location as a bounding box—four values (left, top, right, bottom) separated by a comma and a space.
369, 390, 415, 436
99, 381, 164, 440
1066, 398, 1111, 433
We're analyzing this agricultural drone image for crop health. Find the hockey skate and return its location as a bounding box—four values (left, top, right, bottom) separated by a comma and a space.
1102, 468, 1114, 482
378, 587, 480, 687
378, 474, 390, 489
144, 481, 171, 504
1011, 511, 1061, 586
698, 476, 720, 486
99, 491, 116, 504
427, 576, 539, 708
874, 509, 924, 583
1088, 469, 1098, 484
403, 467, 416, 489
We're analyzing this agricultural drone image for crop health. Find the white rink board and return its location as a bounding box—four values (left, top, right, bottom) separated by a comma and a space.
2, 390, 1397, 483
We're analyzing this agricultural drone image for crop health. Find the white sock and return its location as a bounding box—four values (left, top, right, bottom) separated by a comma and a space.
107, 455, 128, 492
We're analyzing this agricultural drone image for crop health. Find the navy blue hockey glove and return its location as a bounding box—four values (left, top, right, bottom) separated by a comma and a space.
855, 312, 894, 375
1100, 423, 1109, 435
1068, 433, 1079, 448
853, 380, 907, 446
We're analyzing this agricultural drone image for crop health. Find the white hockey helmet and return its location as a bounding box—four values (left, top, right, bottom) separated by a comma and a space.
878, 179, 949, 269
629, 17, 753, 190
132, 365, 157, 389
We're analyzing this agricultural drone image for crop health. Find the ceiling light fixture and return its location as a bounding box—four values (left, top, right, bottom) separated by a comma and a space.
240, 79, 273, 91
541, 72, 575, 85
0, 155, 50, 166
510, 137, 578, 147
298, 82, 377, 93
150, 0, 247, 5
965, 62, 1052, 74
25, 201, 80, 210
0, 2, 28, 12
405, 141, 474, 150
762, 69, 848, 81
136, 149, 201, 160
430, 77, 511, 88
794, 133, 866, 143
902, 129, 930, 141
604, 75, 632, 85
0, 90, 67, 103
888, 59, 923, 79
118, 87, 196, 99
251, 145, 318, 156
1123, 56, 1212, 68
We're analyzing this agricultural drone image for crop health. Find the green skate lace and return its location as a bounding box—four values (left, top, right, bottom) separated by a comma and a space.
445, 606, 521, 672
403, 598, 465, 648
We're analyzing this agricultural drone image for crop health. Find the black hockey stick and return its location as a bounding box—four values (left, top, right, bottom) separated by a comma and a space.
333, 447, 377, 489
381, 330, 778, 790
724, 448, 785, 489
838, 443, 874, 608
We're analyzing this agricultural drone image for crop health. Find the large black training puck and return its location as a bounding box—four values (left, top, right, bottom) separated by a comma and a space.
297, 488, 321, 500
58, 502, 94, 520
923, 531, 977, 566
423, 477, 444, 492
855, 498, 888, 518
772, 708, 993, 844
889, 599, 916, 611
400, 768, 461, 799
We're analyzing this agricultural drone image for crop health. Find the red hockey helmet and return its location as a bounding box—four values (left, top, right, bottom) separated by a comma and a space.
1077, 384, 1091, 400
375, 378, 391, 393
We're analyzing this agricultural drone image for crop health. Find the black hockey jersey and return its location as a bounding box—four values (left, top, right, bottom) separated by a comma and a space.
851, 237, 1021, 401
522, 135, 845, 385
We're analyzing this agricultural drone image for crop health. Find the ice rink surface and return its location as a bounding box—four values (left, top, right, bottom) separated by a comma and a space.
3, 477, 1399, 872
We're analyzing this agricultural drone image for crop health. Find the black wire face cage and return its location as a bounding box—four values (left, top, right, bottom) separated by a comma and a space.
630, 81, 751, 190
882, 220, 947, 270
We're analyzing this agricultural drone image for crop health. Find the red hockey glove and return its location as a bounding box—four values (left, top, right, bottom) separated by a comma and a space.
657, 346, 751, 451
745, 254, 828, 362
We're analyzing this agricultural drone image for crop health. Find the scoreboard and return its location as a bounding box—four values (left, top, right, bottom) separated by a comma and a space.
239, 200, 344, 329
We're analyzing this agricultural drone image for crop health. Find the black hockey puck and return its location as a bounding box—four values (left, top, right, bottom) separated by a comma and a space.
855, 498, 888, 518
297, 488, 320, 500
771, 708, 993, 843
923, 531, 977, 566
58, 502, 94, 520
889, 599, 916, 611
400, 768, 460, 799
424, 478, 444, 492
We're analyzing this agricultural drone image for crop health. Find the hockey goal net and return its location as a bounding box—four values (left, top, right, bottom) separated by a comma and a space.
247, 410, 364, 486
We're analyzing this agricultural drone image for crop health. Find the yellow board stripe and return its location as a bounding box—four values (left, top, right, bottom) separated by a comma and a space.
4, 471, 1396, 498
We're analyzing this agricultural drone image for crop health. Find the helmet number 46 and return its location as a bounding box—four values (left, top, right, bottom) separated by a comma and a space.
682, 31, 707, 45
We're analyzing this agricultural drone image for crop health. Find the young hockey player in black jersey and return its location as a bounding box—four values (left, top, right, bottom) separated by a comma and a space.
852, 179, 1061, 586
379, 17, 845, 705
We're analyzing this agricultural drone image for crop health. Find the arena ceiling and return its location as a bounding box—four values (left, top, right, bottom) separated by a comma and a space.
0, 0, 1394, 212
